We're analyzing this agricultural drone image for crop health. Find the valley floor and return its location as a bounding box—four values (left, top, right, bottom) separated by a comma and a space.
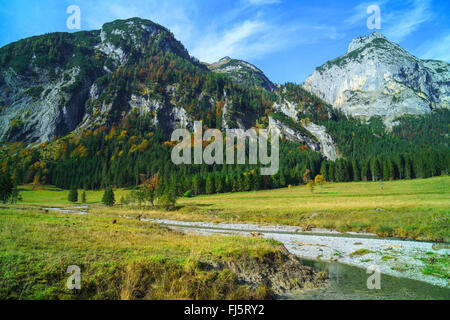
2, 176, 449, 299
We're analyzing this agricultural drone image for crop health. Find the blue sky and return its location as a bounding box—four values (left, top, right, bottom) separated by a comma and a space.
0, 0, 449, 83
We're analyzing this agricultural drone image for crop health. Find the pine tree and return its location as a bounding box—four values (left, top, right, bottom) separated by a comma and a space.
327, 163, 335, 182
214, 175, 224, 193
243, 174, 251, 191
0, 173, 13, 204
68, 188, 78, 203
9, 184, 22, 204
81, 191, 87, 203
371, 158, 381, 181
279, 172, 286, 187
320, 161, 328, 181
352, 159, 360, 181
102, 187, 115, 206
205, 176, 215, 194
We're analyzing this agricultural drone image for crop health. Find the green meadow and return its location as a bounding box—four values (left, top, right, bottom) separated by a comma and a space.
14, 176, 450, 241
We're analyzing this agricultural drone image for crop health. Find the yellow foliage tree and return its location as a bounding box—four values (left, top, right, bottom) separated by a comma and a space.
314, 174, 326, 186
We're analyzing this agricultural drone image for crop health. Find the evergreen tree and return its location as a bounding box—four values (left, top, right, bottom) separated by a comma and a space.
68, 188, 78, 203
102, 187, 115, 206
0, 173, 13, 204
81, 191, 87, 203
243, 174, 251, 191
214, 175, 224, 193
371, 158, 381, 181
327, 163, 335, 182
352, 159, 360, 181
279, 171, 287, 187
320, 161, 328, 181
205, 176, 215, 194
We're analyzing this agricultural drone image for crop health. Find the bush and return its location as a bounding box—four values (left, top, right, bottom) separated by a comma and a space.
376, 225, 394, 237
158, 193, 177, 211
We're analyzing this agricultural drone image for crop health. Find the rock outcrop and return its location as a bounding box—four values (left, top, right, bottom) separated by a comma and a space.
303, 32, 450, 128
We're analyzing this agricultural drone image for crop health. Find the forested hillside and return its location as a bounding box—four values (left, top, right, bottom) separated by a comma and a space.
0, 18, 448, 198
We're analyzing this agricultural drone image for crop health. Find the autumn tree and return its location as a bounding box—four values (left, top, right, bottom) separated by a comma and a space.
314, 174, 326, 186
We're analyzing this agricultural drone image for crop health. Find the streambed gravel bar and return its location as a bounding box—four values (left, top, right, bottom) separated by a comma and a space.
148, 219, 449, 288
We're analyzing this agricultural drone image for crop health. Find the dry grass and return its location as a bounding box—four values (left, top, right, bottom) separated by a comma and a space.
12, 176, 450, 241
0, 208, 280, 300
111, 177, 449, 241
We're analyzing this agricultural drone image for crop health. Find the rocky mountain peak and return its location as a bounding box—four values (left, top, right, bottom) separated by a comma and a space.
97, 17, 191, 67
347, 32, 386, 53
303, 33, 450, 128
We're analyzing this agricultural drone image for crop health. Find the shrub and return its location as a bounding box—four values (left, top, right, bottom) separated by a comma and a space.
376, 225, 394, 237
158, 193, 177, 211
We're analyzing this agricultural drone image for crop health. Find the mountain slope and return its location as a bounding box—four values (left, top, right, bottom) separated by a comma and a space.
303, 32, 450, 128
0, 18, 199, 143
0, 18, 337, 160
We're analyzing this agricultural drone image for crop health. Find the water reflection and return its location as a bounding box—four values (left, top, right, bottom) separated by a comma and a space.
291, 259, 450, 300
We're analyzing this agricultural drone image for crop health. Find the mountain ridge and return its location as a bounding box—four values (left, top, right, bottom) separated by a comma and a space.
0, 18, 448, 165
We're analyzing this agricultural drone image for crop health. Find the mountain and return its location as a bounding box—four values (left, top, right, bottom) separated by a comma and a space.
0, 18, 197, 143
204, 57, 276, 91
0, 17, 336, 160
0, 19, 448, 193
303, 32, 450, 128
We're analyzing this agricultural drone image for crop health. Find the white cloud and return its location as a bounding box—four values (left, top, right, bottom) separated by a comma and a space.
191, 20, 269, 62
344, 0, 433, 43
248, 0, 280, 4
384, 0, 433, 42
419, 33, 450, 62
190, 19, 338, 63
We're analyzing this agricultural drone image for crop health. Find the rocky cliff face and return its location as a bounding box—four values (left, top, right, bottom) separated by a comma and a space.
0, 18, 194, 143
205, 57, 276, 91
303, 32, 450, 128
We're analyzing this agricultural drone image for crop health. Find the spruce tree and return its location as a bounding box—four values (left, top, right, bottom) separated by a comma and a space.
215, 175, 224, 193
205, 176, 215, 194
243, 174, 251, 191
352, 159, 360, 181
102, 187, 115, 206
68, 188, 78, 203
0, 173, 13, 204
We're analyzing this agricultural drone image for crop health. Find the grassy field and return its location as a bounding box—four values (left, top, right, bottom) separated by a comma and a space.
0, 208, 296, 300
1, 177, 448, 299
12, 176, 450, 241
